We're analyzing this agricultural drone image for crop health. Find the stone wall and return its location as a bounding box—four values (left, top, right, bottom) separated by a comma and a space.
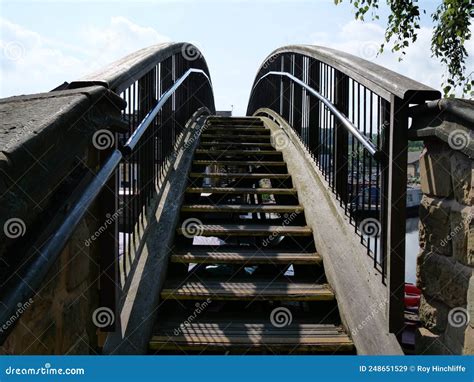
1, 219, 99, 354
411, 99, 474, 354
0, 86, 124, 354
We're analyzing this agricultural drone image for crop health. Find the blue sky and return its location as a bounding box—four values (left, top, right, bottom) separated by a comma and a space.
1, 0, 471, 114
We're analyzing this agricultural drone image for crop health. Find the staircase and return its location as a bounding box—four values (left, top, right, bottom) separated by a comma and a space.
149, 116, 354, 354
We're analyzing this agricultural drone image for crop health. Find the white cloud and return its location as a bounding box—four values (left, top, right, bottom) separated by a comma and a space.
80, 16, 171, 72
0, 18, 84, 96
0, 17, 171, 97
312, 20, 474, 95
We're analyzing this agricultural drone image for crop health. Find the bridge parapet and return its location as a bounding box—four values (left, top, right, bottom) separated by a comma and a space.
247, 45, 441, 335
410, 98, 473, 354
0, 42, 215, 353
0, 86, 125, 353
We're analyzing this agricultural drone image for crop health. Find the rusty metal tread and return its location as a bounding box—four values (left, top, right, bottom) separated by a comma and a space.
193, 160, 286, 166
161, 279, 334, 301
207, 119, 262, 125
201, 134, 271, 140
200, 142, 273, 147
185, 187, 297, 194
170, 250, 321, 265
150, 320, 353, 352
189, 172, 290, 179
150, 316, 353, 348
195, 149, 281, 155
176, 224, 312, 236
180, 204, 303, 213
204, 127, 269, 133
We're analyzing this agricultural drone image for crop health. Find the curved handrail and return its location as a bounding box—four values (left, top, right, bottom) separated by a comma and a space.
253, 45, 440, 102
123, 68, 211, 153
0, 67, 212, 343
254, 70, 378, 157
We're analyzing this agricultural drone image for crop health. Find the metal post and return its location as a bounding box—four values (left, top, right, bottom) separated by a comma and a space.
293, 54, 303, 136
308, 58, 320, 158
385, 96, 407, 334
98, 146, 118, 332
334, 70, 349, 203
282, 55, 291, 122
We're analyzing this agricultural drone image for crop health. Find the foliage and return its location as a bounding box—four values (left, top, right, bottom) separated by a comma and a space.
335, 0, 473, 97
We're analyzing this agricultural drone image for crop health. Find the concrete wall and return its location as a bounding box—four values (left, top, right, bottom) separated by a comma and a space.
412, 99, 474, 354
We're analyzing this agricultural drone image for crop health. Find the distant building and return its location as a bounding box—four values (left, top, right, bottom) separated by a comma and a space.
216, 110, 232, 117
407, 151, 422, 178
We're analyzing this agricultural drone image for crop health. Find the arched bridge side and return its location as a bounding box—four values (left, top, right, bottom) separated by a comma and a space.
247, 45, 441, 334
0, 42, 215, 346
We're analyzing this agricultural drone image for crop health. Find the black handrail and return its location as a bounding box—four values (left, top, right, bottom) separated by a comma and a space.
253, 71, 378, 156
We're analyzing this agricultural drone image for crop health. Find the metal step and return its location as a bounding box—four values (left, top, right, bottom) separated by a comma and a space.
161, 279, 334, 301
181, 204, 303, 213
176, 224, 312, 237
195, 149, 282, 157
201, 134, 271, 140
204, 127, 269, 134
170, 249, 322, 265
150, 320, 353, 352
206, 118, 263, 126
189, 172, 290, 179
185, 187, 297, 195
193, 160, 286, 167
199, 142, 273, 147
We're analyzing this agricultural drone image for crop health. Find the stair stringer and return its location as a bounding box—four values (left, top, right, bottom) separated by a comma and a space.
254, 108, 403, 355
103, 109, 210, 354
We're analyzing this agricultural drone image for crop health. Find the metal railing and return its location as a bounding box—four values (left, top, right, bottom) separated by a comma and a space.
0, 43, 215, 339
254, 71, 378, 156
107, 46, 214, 297
247, 45, 440, 333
